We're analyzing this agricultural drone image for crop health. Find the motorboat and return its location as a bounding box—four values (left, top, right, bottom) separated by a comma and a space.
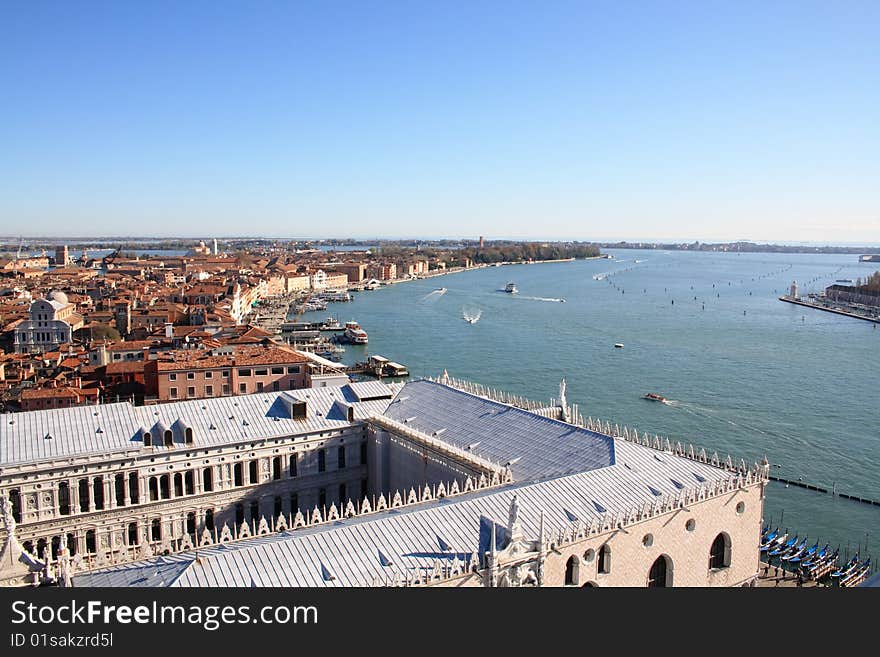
504, 282, 518, 294
642, 393, 668, 403
614, 343, 624, 348
343, 320, 368, 344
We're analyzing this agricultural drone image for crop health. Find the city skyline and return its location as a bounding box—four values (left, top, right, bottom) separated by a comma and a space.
2, 1, 879, 242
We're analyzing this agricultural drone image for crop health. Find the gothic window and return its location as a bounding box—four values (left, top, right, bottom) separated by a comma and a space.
709, 533, 731, 570
205, 509, 215, 531
173, 473, 184, 497
249, 460, 258, 484
648, 556, 671, 587
598, 544, 611, 574
159, 475, 170, 500
565, 556, 580, 586
151, 519, 161, 541
272, 456, 282, 480
289, 454, 298, 477
234, 463, 244, 487
67, 533, 77, 555
249, 500, 260, 522
148, 477, 159, 502
85, 530, 96, 554
338, 446, 346, 469
186, 512, 196, 535
184, 470, 195, 495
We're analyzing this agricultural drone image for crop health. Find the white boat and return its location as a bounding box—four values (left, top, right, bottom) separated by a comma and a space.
505, 282, 518, 294
343, 320, 368, 344
614, 343, 624, 348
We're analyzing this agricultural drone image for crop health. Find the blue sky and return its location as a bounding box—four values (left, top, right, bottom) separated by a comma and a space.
1, 1, 878, 242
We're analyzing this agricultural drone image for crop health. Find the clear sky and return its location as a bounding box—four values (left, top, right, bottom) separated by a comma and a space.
1, 1, 878, 242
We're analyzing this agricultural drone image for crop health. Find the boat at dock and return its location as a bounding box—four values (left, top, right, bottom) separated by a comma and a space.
642, 393, 667, 403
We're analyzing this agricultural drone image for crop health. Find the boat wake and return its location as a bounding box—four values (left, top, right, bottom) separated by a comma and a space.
462, 305, 482, 324
668, 400, 810, 447
421, 288, 447, 302
516, 295, 567, 303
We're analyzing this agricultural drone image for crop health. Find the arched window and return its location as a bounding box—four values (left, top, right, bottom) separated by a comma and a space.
186, 512, 196, 535
565, 555, 580, 586
163, 430, 173, 447
184, 427, 194, 444
205, 509, 215, 531
66, 533, 77, 555
127, 522, 138, 545
58, 481, 71, 516
129, 472, 140, 504
115, 473, 126, 507
598, 544, 611, 574
151, 518, 161, 541
85, 530, 96, 554
142, 431, 152, 447
148, 477, 159, 502
184, 470, 195, 495
249, 460, 258, 484
173, 473, 184, 497
709, 533, 731, 570
234, 462, 244, 487
159, 474, 170, 500
648, 555, 671, 587
272, 457, 282, 480
202, 467, 214, 492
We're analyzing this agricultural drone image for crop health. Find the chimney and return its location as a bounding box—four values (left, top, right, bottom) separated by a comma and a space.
142, 346, 151, 361
165, 322, 174, 338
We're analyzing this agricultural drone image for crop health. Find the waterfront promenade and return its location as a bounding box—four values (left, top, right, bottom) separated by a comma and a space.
778, 295, 880, 324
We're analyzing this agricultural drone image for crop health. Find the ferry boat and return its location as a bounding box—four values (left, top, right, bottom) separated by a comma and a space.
643, 393, 668, 403
343, 320, 368, 344
505, 282, 518, 294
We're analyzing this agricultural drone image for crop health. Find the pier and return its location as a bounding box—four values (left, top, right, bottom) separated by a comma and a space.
768, 476, 880, 508
779, 295, 880, 324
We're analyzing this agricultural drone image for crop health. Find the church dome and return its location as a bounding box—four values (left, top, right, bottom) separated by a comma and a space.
47, 290, 68, 305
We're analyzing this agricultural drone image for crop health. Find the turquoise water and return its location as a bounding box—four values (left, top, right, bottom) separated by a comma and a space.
301, 250, 880, 562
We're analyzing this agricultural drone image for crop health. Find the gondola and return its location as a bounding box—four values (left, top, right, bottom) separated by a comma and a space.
770, 534, 798, 557
841, 559, 872, 588
831, 554, 860, 578
789, 540, 819, 564
800, 544, 829, 568
760, 529, 784, 552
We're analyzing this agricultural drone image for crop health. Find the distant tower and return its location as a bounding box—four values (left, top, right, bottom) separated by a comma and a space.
213, 238, 218, 255
55, 245, 69, 267
479, 236, 484, 249
790, 281, 799, 299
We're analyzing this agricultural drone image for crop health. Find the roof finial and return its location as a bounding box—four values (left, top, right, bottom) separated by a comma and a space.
508, 494, 522, 542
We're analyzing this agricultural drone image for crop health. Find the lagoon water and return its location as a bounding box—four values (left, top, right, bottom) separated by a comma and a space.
301, 249, 880, 560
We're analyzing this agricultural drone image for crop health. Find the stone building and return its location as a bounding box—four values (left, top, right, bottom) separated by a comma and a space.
0, 376, 767, 587
13, 291, 84, 354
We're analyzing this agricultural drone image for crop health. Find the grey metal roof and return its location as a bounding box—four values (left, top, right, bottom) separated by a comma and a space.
0, 383, 403, 468
383, 380, 614, 482
74, 431, 731, 588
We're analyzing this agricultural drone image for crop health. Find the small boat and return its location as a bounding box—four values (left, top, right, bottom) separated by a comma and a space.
770, 534, 798, 557
436, 287, 447, 293
614, 343, 624, 348
782, 538, 808, 561
504, 282, 518, 294
831, 554, 859, 578
643, 393, 667, 403
790, 541, 820, 564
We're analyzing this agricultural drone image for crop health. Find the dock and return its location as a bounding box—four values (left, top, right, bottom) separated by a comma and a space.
346, 354, 410, 379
